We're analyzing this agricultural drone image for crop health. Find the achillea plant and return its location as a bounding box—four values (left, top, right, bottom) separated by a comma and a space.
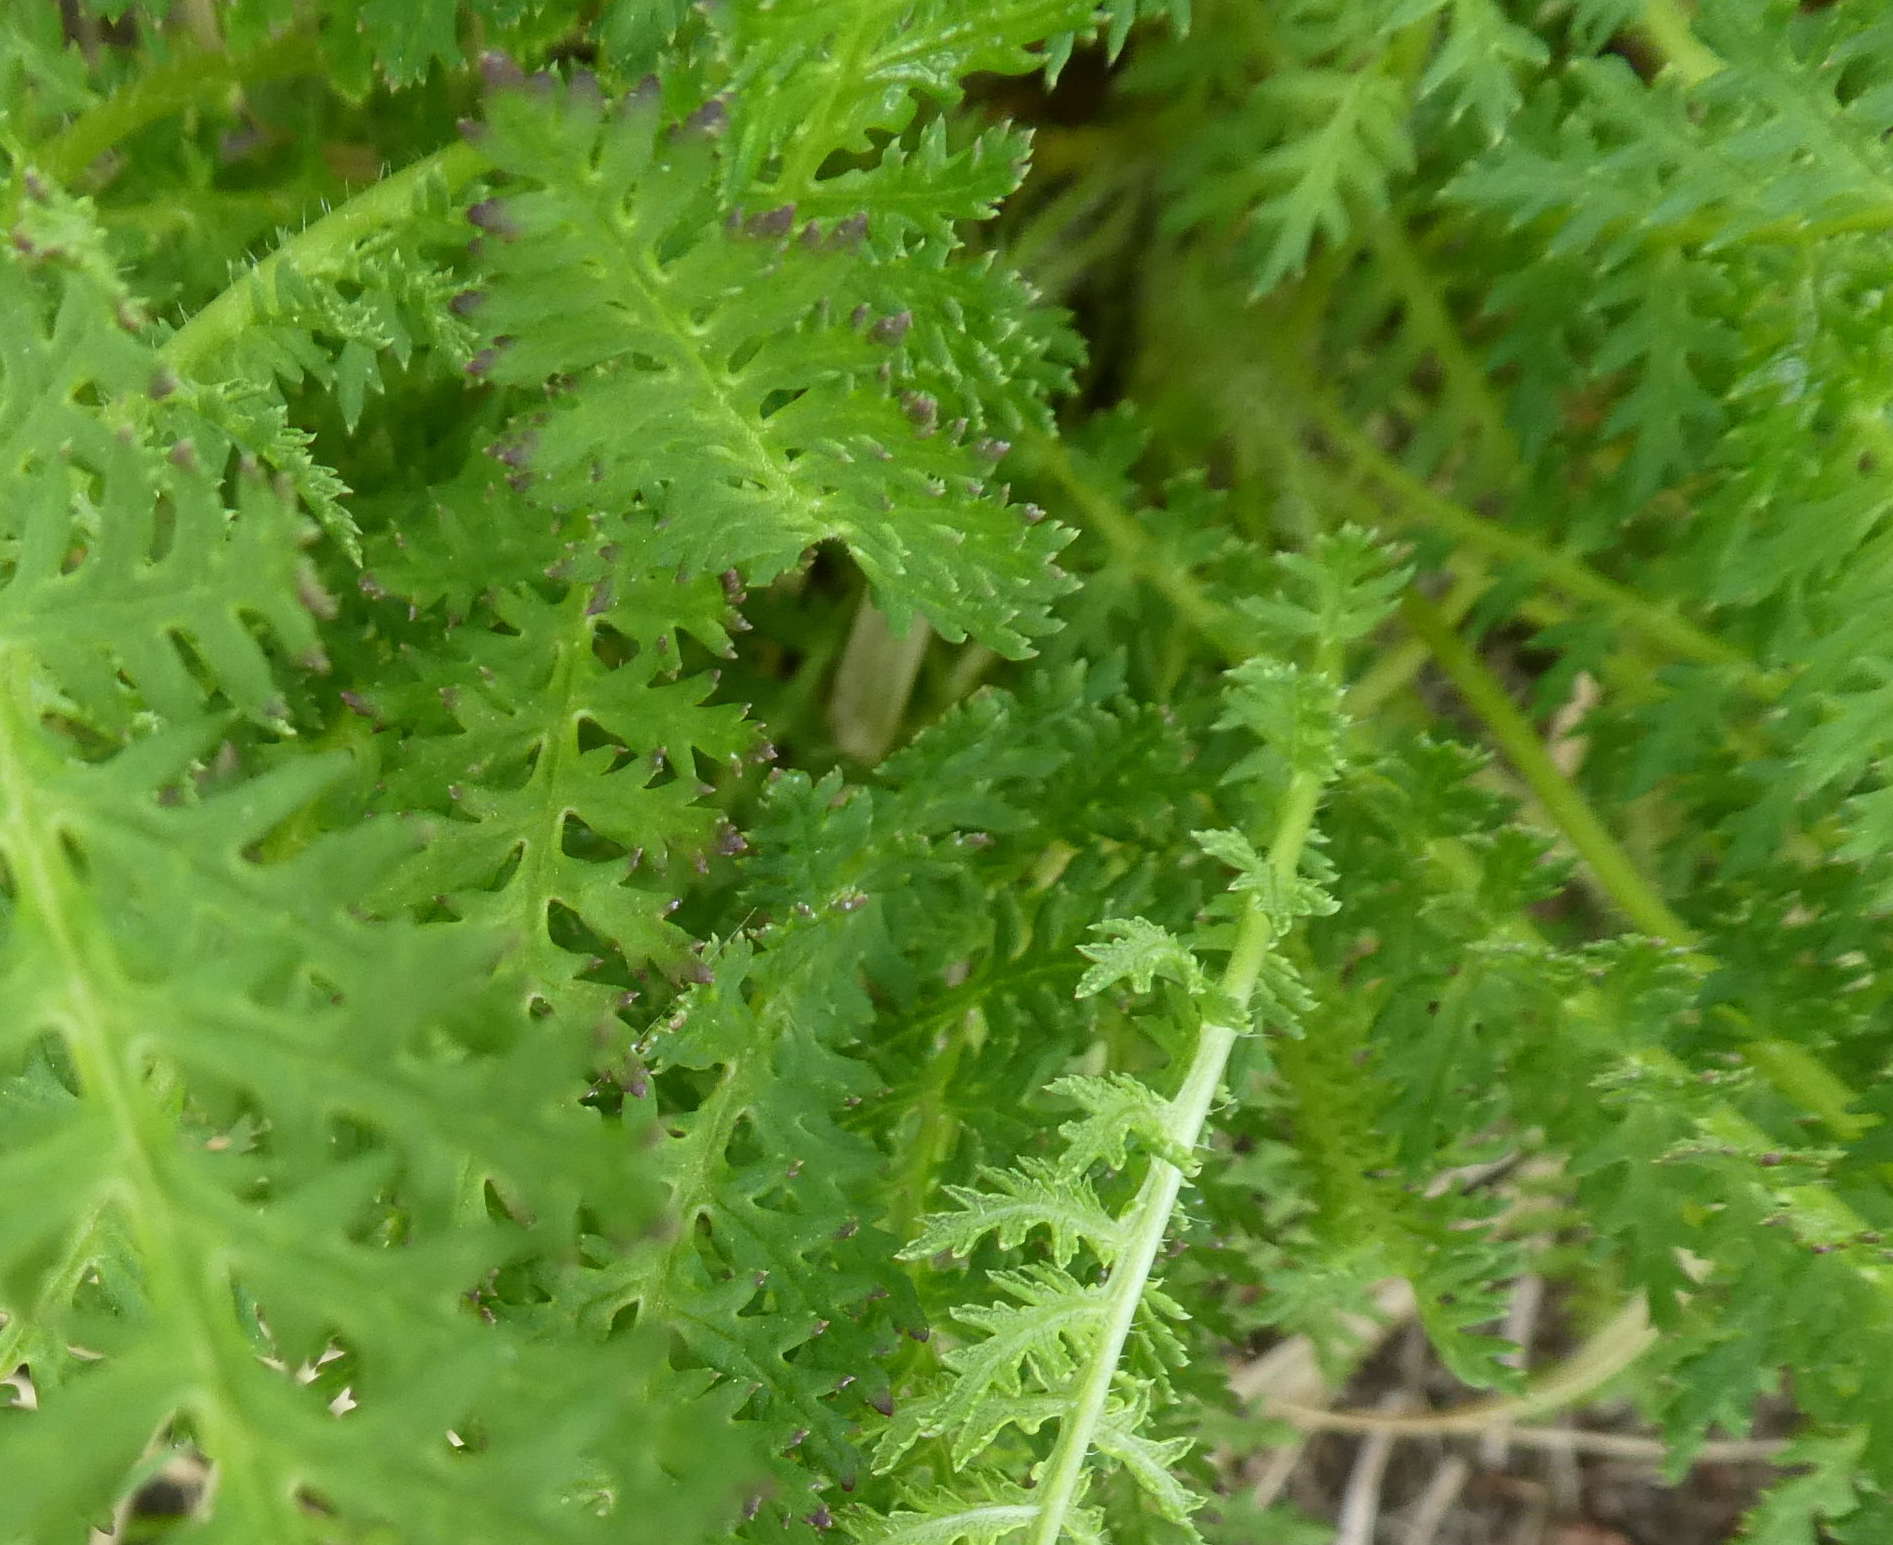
0, 2, 1889, 1542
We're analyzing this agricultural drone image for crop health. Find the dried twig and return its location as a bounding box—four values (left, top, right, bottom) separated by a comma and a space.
1335, 1395, 1406, 1545
1246, 1441, 1305, 1514
1226, 1279, 1417, 1513
1403, 1455, 1472, 1545
1483, 1267, 1546, 1468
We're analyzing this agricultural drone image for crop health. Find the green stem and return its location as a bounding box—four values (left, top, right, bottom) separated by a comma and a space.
1299, 390, 1767, 688
1347, 565, 1482, 718
1637, 0, 1724, 88
1739, 1038, 1872, 1144
1037, 425, 1862, 1149
162, 139, 485, 374
828, 595, 932, 763
1405, 595, 1873, 1148
30, 28, 316, 190
1025, 431, 1256, 662
94, 184, 319, 237
1401, 591, 1695, 943
1026, 642, 1338, 1545
1027, 1046, 1232, 1545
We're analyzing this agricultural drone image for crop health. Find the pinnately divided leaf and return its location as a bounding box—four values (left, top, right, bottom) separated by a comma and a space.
0, 666, 679, 1543
12, 4, 1893, 1541
1073, 917, 1206, 998
904, 1157, 1129, 1267
466, 68, 1075, 656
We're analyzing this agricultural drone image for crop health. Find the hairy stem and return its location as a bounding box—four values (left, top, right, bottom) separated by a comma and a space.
1039, 423, 1868, 1204
1026, 643, 1337, 1545
163, 139, 485, 374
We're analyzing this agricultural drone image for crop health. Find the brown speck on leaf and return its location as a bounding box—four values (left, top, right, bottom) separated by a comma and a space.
902, 391, 938, 435
747, 203, 796, 238
296, 567, 338, 620
478, 50, 524, 90
683, 96, 729, 136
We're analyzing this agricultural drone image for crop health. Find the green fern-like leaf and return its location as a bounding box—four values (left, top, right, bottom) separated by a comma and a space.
0, 225, 329, 732
0, 672, 691, 1542
364, 481, 751, 1020
467, 67, 1074, 655
1160, 28, 1415, 296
